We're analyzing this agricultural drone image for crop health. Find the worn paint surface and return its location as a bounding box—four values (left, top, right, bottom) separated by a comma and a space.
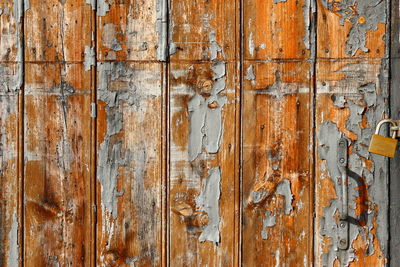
0, 0, 396, 266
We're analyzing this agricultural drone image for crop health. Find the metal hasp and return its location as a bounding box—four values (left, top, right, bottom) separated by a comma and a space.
337, 138, 349, 250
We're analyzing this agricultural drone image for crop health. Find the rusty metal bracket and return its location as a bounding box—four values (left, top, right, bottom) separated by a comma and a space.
337, 138, 349, 250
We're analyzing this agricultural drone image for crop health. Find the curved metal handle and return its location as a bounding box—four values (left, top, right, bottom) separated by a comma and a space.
337, 138, 349, 250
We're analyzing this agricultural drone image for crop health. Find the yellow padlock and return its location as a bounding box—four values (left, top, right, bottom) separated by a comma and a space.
368, 119, 399, 158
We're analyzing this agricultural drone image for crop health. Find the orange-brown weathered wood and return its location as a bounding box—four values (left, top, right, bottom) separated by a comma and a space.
96, 62, 164, 266
244, 0, 311, 60
242, 61, 313, 266
317, 0, 387, 58
24, 63, 92, 266
23, 0, 94, 265
97, 0, 164, 61
0, 0, 23, 266
168, 0, 240, 265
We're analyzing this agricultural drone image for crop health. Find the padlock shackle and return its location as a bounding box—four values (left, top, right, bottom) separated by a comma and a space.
375, 119, 398, 139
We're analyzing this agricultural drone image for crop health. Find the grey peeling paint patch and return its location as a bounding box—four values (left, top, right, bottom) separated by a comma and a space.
261, 211, 276, 240
97, 62, 153, 219
196, 167, 221, 243
97, 0, 110, 16
276, 179, 293, 215
209, 32, 222, 60
254, 70, 300, 99
24, 0, 29, 11
249, 32, 255, 57
245, 65, 255, 81
274, 0, 287, 3
0, 64, 22, 93
86, 0, 95, 10
250, 190, 266, 204
321, 0, 387, 56
84, 46, 95, 71
156, 0, 168, 60
188, 62, 227, 161
8, 213, 19, 267
302, 0, 311, 50
331, 94, 347, 108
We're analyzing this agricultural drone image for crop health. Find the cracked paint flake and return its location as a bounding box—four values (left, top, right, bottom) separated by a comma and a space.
276, 179, 293, 215
156, 0, 168, 60
188, 62, 227, 161
84, 45, 95, 71
97, 0, 110, 16
321, 0, 387, 56
245, 65, 255, 81
196, 167, 221, 243
7, 213, 19, 266
261, 211, 276, 240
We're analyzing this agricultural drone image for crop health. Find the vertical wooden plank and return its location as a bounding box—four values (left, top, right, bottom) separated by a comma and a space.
242, 62, 313, 266
315, 0, 390, 264
96, 62, 164, 266
390, 0, 400, 265
168, 0, 240, 266
0, 0, 23, 266
96, 1, 166, 266
242, 0, 314, 265
24, 0, 94, 265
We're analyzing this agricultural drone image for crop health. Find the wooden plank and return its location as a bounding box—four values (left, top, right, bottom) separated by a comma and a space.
0, 0, 23, 265
169, 0, 238, 61
244, 0, 312, 60
242, 0, 313, 265
24, 62, 92, 266
317, 0, 387, 58
97, 0, 166, 61
25, 0, 93, 62
315, 59, 389, 266
242, 61, 313, 266
168, 0, 239, 265
169, 61, 239, 266
96, 62, 164, 266
95, 1, 167, 266
24, 0, 94, 265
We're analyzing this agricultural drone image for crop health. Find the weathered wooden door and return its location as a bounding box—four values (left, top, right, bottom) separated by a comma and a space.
0, 0, 399, 266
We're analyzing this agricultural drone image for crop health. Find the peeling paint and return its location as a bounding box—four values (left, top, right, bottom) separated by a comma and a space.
274, 0, 286, 3
245, 65, 255, 81
261, 211, 276, 240
86, 0, 95, 10
302, 0, 311, 49
253, 70, 300, 99
196, 167, 221, 243
209, 32, 222, 60
276, 179, 293, 215
97, 62, 160, 219
321, 0, 387, 56
249, 32, 255, 56
156, 0, 168, 60
97, 0, 110, 16
188, 62, 227, 161
84, 45, 95, 71
24, 0, 29, 11
8, 213, 19, 267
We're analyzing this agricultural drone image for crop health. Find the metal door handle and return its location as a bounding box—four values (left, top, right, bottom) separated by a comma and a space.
337, 138, 349, 250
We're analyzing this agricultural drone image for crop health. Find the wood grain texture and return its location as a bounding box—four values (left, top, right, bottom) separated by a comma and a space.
96, 62, 164, 266
244, 0, 311, 60
169, 0, 238, 61
317, 0, 388, 58
169, 62, 239, 266
23, 0, 94, 265
315, 59, 389, 266
97, 0, 164, 61
24, 63, 92, 266
0, 0, 23, 266
242, 61, 313, 266
168, 0, 239, 265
